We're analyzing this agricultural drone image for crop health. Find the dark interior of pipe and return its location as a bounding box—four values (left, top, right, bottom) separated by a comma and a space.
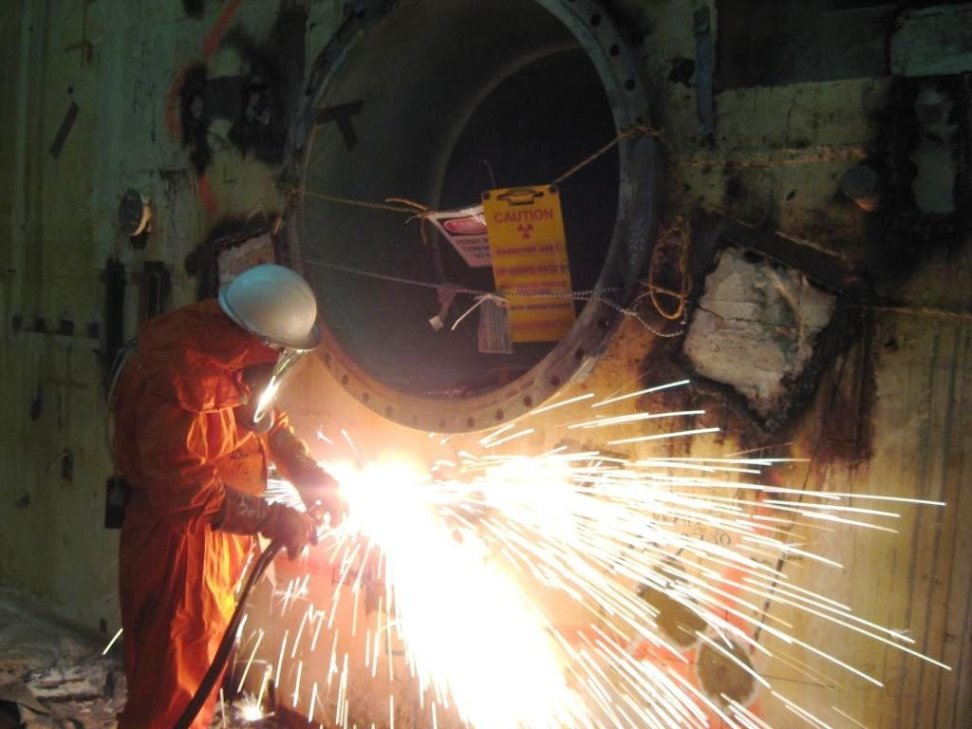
299, 0, 618, 398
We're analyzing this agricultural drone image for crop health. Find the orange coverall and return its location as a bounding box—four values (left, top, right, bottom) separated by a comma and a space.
112, 299, 314, 728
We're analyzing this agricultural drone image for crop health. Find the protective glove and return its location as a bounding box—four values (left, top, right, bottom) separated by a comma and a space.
214, 487, 320, 560
259, 502, 320, 560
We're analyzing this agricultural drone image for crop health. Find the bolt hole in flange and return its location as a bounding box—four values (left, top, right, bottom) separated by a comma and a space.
285, 0, 660, 431
696, 637, 759, 707
637, 584, 709, 649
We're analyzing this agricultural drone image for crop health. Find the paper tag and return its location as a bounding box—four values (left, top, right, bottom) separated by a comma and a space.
482, 185, 575, 342
478, 299, 513, 354
428, 205, 492, 267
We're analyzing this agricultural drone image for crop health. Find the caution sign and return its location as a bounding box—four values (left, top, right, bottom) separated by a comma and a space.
482, 186, 575, 342
428, 205, 492, 268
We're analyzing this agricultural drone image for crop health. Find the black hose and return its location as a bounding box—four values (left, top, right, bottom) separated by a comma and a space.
173, 539, 284, 729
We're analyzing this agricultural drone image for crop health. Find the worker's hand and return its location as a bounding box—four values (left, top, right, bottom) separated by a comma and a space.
300, 478, 345, 529
268, 426, 343, 523
259, 503, 321, 560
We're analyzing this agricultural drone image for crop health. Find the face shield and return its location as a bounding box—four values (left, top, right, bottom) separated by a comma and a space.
236, 349, 309, 434
251, 348, 307, 425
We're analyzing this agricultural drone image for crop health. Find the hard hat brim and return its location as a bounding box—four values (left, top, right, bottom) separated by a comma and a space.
288, 320, 322, 352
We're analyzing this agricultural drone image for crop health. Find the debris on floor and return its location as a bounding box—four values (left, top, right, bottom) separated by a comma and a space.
0, 589, 123, 729
0, 589, 278, 728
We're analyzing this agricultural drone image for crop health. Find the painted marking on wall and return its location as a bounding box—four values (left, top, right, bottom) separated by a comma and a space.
49, 101, 79, 159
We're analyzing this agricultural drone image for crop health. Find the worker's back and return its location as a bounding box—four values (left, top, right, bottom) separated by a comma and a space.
111, 299, 279, 729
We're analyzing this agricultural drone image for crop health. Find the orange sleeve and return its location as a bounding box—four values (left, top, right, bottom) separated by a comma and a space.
265, 409, 296, 480
266, 408, 290, 442
267, 412, 337, 488
134, 397, 227, 531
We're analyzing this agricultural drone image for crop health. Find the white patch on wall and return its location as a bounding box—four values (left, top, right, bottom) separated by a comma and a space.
683, 247, 837, 419
217, 233, 276, 287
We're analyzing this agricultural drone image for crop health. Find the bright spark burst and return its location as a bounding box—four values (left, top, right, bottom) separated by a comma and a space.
235, 695, 267, 723
338, 460, 586, 728
249, 381, 948, 728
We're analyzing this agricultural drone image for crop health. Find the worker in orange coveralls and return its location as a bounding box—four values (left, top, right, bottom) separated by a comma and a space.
110, 264, 342, 728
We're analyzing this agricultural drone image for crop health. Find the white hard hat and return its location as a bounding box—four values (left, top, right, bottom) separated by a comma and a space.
218, 264, 321, 351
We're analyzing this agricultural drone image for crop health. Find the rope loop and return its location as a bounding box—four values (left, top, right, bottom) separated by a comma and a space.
643, 216, 693, 322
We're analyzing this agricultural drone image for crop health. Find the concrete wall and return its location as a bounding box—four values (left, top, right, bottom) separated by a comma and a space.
0, 0, 969, 726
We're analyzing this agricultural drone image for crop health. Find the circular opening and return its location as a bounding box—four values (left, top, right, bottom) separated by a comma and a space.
637, 584, 707, 650
290, 0, 658, 430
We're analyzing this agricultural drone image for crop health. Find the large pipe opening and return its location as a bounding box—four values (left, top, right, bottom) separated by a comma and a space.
285, 0, 660, 431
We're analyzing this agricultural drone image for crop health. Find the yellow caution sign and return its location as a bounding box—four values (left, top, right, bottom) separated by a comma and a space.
482, 185, 575, 343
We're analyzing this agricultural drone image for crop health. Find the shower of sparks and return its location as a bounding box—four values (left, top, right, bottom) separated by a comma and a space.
249, 380, 948, 728
101, 626, 123, 656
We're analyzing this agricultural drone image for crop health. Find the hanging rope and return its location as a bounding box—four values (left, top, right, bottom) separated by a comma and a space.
550, 124, 663, 186
299, 255, 682, 337
283, 124, 678, 335
281, 123, 662, 221
642, 216, 693, 322
282, 129, 972, 331
282, 188, 429, 215
385, 197, 434, 247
